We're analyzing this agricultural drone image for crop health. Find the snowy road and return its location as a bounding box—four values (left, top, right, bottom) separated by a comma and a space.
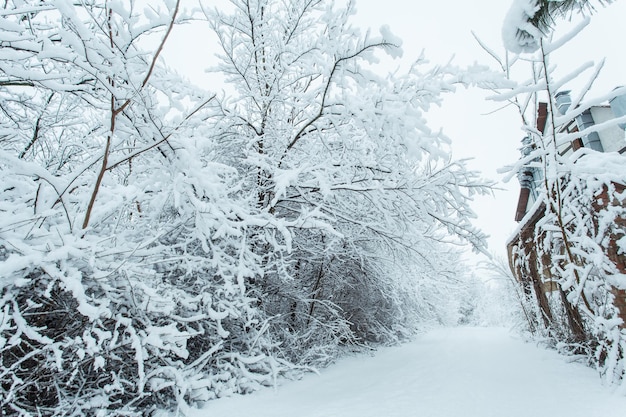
195, 327, 626, 417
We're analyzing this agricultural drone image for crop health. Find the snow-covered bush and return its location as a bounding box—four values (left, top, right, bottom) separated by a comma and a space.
0, 1, 287, 414
0, 150, 291, 414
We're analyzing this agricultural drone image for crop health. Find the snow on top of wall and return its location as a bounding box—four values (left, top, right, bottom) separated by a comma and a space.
569, 147, 626, 180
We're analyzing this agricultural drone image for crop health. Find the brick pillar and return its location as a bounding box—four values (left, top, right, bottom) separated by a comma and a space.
612, 289, 626, 327
593, 183, 626, 329
606, 228, 625, 329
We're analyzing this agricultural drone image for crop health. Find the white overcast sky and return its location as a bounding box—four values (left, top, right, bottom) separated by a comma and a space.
164, 0, 626, 262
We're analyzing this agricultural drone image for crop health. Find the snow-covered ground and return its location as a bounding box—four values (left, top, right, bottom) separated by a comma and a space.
190, 327, 626, 417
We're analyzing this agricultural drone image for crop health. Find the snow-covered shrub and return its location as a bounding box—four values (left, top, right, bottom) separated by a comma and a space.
0, 1, 287, 413
0, 137, 293, 414
536, 153, 626, 377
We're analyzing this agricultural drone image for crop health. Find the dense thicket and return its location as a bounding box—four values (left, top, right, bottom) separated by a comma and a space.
0, 0, 490, 414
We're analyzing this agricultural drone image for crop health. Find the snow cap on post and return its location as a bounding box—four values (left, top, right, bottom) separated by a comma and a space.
555, 90, 572, 115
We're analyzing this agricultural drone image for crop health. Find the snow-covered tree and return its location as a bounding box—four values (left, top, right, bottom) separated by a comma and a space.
482, 6, 626, 390
1, 0, 493, 414
205, 0, 493, 361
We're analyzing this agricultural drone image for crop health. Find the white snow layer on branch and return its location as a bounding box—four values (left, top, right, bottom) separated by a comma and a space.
378, 25, 403, 58
542, 16, 590, 54
502, 0, 544, 53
